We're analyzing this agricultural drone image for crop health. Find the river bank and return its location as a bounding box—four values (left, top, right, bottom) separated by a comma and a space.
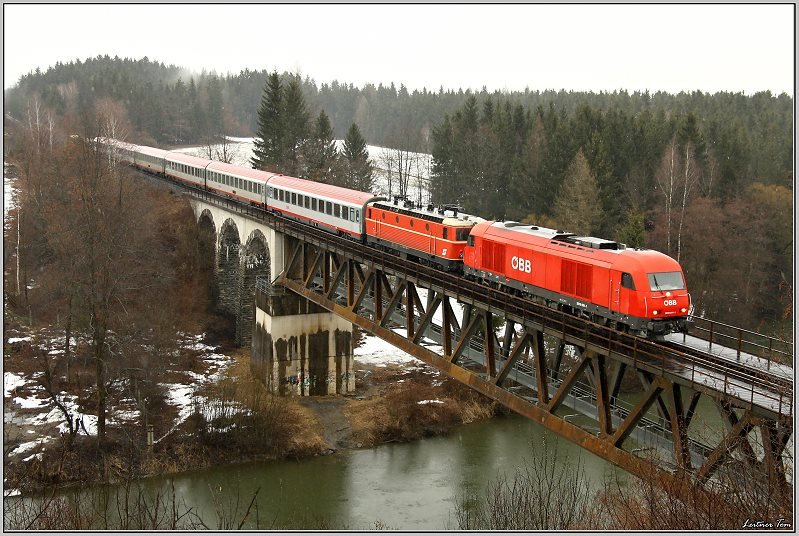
3, 320, 498, 496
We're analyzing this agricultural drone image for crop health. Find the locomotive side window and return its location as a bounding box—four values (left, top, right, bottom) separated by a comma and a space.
456, 228, 470, 241
467, 235, 475, 246
621, 273, 635, 290
443, 228, 448, 240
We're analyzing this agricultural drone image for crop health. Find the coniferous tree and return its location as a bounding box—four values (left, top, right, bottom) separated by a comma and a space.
282, 75, 310, 176
341, 123, 373, 192
251, 71, 284, 171
305, 110, 339, 183
552, 149, 602, 235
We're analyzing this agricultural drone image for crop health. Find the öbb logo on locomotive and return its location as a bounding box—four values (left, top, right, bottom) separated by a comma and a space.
100, 137, 692, 339
511, 256, 532, 273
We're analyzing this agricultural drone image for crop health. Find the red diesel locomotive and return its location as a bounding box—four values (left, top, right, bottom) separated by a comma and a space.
464, 221, 691, 336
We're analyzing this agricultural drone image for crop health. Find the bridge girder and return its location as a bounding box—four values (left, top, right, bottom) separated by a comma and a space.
278, 236, 793, 502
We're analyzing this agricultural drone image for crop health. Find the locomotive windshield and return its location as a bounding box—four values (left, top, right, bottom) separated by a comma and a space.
647, 272, 685, 291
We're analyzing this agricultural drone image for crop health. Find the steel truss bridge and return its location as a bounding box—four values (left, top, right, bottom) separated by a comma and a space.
149, 171, 794, 503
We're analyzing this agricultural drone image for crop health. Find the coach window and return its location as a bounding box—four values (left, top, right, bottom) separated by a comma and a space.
311, 198, 317, 211
342, 207, 349, 220
350, 209, 356, 222
621, 273, 636, 290
291, 192, 297, 205
326, 202, 333, 215
355, 210, 360, 223
304, 196, 310, 209
334, 204, 341, 218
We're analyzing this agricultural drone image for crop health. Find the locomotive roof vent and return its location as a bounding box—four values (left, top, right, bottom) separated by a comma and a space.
503, 221, 527, 228
569, 236, 621, 250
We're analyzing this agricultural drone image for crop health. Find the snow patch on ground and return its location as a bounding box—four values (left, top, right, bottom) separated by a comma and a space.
417, 399, 444, 405
4, 372, 27, 397
354, 335, 421, 367
7, 337, 31, 344
4, 331, 234, 459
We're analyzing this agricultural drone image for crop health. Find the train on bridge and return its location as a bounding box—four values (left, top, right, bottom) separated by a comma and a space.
99, 138, 691, 338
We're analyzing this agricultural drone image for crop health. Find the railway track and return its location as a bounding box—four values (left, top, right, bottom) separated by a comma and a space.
136, 167, 794, 407
661, 340, 792, 393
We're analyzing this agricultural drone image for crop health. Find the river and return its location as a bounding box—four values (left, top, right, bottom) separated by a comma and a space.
12, 414, 625, 530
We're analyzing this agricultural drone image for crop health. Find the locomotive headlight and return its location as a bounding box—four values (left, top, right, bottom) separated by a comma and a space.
653, 310, 659, 315
665, 291, 671, 297
681, 308, 687, 313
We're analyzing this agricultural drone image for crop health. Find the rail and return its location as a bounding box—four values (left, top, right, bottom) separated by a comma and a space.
142, 169, 793, 418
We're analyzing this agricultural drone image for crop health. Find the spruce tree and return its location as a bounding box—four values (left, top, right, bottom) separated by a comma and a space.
552, 149, 602, 235
342, 123, 373, 192
282, 75, 310, 176
305, 110, 339, 183
251, 71, 283, 171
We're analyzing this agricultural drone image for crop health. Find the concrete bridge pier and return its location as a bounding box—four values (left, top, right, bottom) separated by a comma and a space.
191, 199, 355, 395
251, 284, 355, 395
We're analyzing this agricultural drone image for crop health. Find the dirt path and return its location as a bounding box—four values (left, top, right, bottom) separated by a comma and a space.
299, 396, 355, 452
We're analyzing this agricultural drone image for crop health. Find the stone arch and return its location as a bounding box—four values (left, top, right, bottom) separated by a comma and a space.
197, 209, 218, 311
217, 218, 242, 333
239, 229, 271, 345
198, 208, 216, 235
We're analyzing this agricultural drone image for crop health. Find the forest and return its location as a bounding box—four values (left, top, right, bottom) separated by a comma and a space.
3, 54, 793, 335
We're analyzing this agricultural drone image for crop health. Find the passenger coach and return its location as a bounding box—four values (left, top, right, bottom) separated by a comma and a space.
266, 176, 383, 239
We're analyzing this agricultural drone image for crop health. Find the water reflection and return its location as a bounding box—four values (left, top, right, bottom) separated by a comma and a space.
20, 415, 624, 530
157, 415, 621, 529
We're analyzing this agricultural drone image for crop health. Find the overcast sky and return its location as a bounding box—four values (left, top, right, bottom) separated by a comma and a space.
3, 4, 795, 95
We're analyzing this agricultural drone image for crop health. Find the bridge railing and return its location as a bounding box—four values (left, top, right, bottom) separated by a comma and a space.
188, 179, 792, 418
688, 316, 793, 366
